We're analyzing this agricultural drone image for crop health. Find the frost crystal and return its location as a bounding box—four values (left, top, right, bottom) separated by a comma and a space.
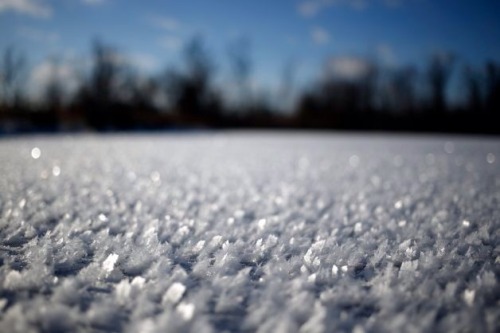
0, 299, 7, 311
193, 240, 206, 253
0, 135, 498, 333
163, 282, 186, 304
102, 253, 119, 272
177, 302, 195, 320
464, 289, 475, 306
131, 276, 146, 288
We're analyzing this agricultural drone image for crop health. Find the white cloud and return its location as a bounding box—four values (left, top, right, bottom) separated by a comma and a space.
311, 27, 330, 45
148, 15, 183, 52
158, 36, 182, 51
0, 0, 52, 18
298, 0, 403, 17
298, 1, 323, 17
18, 27, 59, 44
298, 0, 366, 17
326, 56, 373, 80
149, 15, 179, 31
128, 53, 158, 72
90, 50, 158, 72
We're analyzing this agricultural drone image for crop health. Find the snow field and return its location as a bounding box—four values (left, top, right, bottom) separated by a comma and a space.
0, 133, 499, 332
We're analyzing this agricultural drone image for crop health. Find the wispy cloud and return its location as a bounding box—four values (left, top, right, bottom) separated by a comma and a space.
148, 15, 180, 31
147, 15, 183, 52
298, 1, 323, 18
158, 35, 182, 51
18, 27, 59, 44
311, 27, 330, 45
298, 0, 404, 17
326, 56, 373, 80
298, 0, 365, 17
0, 0, 52, 18
128, 53, 159, 72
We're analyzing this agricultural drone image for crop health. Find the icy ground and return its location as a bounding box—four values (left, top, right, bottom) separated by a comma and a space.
0, 133, 499, 333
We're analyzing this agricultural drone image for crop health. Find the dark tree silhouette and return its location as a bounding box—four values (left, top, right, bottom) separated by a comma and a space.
166, 36, 222, 121
130, 77, 159, 111
227, 37, 252, 111
0, 47, 26, 110
485, 61, 500, 113
75, 40, 125, 128
90, 41, 121, 105
427, 52, 455, 113
359, 63, 378, 112
296, 78, 361, 129
278, 59, 297, 111
296, 57, 378, 128
118, 64, 159, 112
463, 65, 483, 112
43, 57, 65, 111
1, 36, 500, 134
297, 90, 325, 128
386, 66, 417, 113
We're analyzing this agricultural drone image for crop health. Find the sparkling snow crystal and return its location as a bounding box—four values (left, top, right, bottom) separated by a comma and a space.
102, 253, 119, 272
0, 134, 499, 333
163, 282, 186, 304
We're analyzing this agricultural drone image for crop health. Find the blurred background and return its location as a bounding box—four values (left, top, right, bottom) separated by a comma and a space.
0, 0, 499, 134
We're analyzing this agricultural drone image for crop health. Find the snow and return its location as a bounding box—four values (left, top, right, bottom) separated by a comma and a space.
163, 282, 186, 304
463, 289, 475, 306
30, 147, 41, 159
102, 253, 119, 272
177, 302, 195, 320
0, 132, 499, 332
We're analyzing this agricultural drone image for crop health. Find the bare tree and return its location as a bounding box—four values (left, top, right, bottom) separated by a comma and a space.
184, 36, 214, 87
279, 59, 297, 112
427, 52, 455, 112
74, 40, 126, 128
43, 57, 65, 111
167, 36, 221, 118
0, 47, 26, 110
485, 61, 500, 113
123, 70, 159, 111
463, 65, 483, 112
227, 37, 252, 109
89, 40, 122, 106
359, 63, 378, 112
387, 66, 417, 113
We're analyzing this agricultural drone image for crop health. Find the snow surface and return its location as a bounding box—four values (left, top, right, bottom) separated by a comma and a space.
0, 132, 499, 332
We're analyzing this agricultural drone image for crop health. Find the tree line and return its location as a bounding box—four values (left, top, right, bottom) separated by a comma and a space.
0, 37, 499, 134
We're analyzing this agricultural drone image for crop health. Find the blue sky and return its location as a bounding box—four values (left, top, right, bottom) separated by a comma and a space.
1, 0, 500, 96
